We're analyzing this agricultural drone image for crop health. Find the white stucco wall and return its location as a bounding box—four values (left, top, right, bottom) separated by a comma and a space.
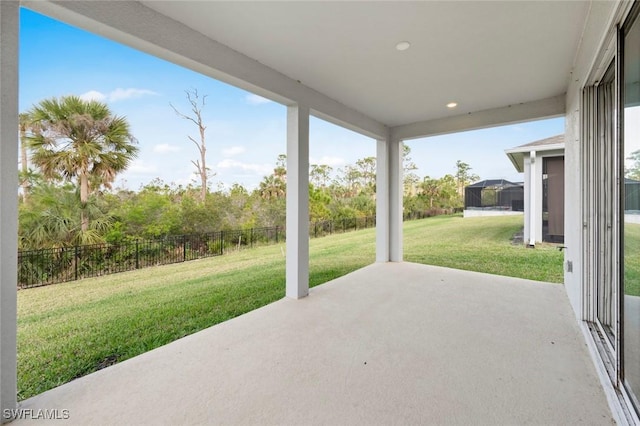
563, 0, 620, 318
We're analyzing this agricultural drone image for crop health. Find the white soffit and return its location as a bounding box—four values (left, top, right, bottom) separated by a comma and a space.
141, 1, 589, 128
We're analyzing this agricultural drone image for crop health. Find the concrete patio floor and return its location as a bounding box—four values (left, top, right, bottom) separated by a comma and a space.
14, 262, 613, 425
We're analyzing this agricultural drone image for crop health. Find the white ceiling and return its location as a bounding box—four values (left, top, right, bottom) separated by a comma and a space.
141, 1, 589, 128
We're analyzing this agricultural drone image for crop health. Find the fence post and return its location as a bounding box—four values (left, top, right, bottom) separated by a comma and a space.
183, 237, 187, 262
74, 245, 79, 281
314, 222, 317, 238
135, 240, 139, 269
221, 231, 225, 255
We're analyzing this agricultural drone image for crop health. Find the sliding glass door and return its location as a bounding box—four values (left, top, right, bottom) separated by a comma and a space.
623, 5, 640, 412
597, 63, 618, 345
583, 5, 640, 416
583, 58, 619, 363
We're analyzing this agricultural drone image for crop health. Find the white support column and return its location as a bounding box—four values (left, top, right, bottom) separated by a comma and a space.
286, 105, 309, 299
523, 156, 531, 245
389, 140, 403, 261
376, 138, 403, 262
534, 153, 544, 243
376, 139, 390, 262
0, 1, 19, 421
529, 151, 536, 246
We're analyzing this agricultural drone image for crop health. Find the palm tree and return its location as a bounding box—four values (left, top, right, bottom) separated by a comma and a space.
19, 112, 37, 203
419, 176, 441, 208
27, 96, 138, 232
258, 174, 286, 200
18, 182, 110, 249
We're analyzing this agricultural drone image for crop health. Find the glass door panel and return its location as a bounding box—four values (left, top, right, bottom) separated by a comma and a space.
623, 7, 640, 410
597, 64, 617, 343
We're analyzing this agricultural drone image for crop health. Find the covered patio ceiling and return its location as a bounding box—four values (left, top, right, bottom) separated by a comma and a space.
24, 1, 586, 139
141, 1, 586, 127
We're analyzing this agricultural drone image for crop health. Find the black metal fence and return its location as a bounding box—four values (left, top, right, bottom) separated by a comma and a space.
17, 210, 454, 289
17, 226, 284, 289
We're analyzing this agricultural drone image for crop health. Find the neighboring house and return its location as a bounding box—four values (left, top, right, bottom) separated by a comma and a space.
463, 179, 524, 218
625, 178, 640, 223
505, 135, 565, 245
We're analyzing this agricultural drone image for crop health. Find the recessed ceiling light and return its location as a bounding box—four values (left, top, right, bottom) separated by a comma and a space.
447, 102, 458, 108
395, 41, 411, 51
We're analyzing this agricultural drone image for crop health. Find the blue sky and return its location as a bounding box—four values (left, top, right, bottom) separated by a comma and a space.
20, 8, 564, 191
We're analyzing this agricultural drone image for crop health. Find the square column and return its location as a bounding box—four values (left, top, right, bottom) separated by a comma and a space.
523, 155, 532, 245
376, 138, 403, 262
533, 151, 544, 243
528, 150, 537, 246
376, 140, 390, 261
390, 140, 403, 261
0, 1, 19, 420
286, 105, 309, 299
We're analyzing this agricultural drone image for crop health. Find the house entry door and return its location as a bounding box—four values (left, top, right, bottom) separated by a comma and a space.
543, 156, 564, 242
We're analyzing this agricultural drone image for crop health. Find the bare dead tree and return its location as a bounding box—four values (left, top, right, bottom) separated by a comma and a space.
170, 89, 211, 202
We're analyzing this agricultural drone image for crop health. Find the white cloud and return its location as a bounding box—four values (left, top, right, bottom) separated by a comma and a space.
153, 143, 181, 153
222, 146, 246, 157
79, 88, 158, 103
245, 94, 272, 105
128, 159, 158, 174
310, 156, 346, 167
79, 90, 107, 102
217, 159, 272, 175
109, 88, 158, 102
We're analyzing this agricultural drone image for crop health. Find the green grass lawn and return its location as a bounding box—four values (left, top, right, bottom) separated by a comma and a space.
17, 214, 562, 400
404, 215, 564, 282
625, 222, 640, 297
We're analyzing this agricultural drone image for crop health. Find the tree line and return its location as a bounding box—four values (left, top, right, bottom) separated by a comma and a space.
18, 93, 480, 250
